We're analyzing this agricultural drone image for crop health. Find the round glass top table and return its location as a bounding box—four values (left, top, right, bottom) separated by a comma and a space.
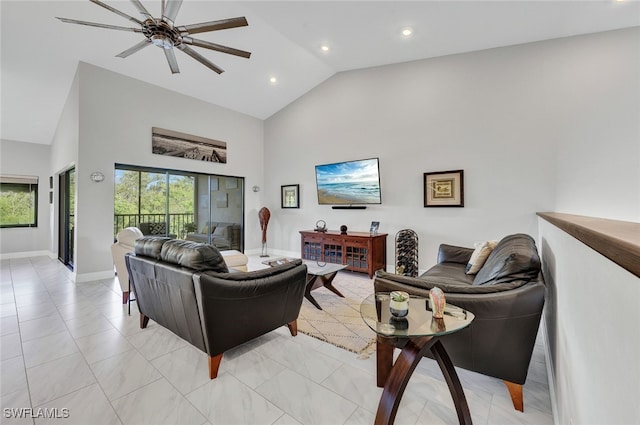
360, 293, 475, 425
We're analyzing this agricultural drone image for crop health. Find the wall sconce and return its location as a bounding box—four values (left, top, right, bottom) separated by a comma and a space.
252, 185, 260, 192
90, 172, 105, 183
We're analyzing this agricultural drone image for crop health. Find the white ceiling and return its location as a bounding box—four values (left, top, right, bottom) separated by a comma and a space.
2, 0, 639, 145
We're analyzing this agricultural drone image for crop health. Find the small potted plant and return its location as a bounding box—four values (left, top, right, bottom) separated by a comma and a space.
389, 291, 409, 318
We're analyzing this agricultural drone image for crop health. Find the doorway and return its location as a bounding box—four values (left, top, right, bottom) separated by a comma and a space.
58, 167, 75, 269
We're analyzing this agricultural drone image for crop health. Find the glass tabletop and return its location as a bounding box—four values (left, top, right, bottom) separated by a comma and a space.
360, 293, 474, 338
261, 257, 347, 276
303, 260, 347, 276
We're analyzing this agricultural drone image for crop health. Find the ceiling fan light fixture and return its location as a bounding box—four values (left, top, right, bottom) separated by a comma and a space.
151, 34, 173, 48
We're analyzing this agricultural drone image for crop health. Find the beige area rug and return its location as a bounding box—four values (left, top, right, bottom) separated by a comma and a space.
297, 271, 377, 358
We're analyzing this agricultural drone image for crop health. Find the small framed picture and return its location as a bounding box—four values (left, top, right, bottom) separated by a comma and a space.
424, 170, 464, 207
370, 221, 380, 234
281, 184, 300, 208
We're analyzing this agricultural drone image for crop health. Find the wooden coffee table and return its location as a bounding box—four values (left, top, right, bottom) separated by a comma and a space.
262, 257, 347, 310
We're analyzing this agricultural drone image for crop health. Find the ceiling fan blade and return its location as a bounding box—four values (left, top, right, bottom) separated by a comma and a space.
177, 45, 224, 74
182, 37, 251, 59
163, 47, 180, 74
116, 39, 151, 58
89, 0, 143, 25
56, 17, 142, 32
162, 0, 183, 27
177, 17, 248, 35
130, 0, 153, 19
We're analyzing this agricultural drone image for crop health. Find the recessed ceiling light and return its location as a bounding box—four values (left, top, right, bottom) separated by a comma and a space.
269, 76, 278, 84
321, 45, 330, 52
401, 28, 413, 37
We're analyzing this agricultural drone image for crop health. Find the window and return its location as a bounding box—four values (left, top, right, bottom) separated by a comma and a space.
114, 164, 244, 250
0, 175, 38, 228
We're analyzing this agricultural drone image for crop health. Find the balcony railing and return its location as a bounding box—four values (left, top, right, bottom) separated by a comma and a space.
114, 213, 195, 238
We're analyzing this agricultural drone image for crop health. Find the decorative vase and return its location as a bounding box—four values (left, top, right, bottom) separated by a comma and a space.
389, 291, 409, 318
429, 287, 446, 319
430, 317, 446, 333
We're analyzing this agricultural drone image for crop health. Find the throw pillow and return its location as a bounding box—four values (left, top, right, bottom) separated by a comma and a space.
466, 240, 498, 274
212, 226, 228, 238
200, 224, 216, 234
149, 222, 166, 235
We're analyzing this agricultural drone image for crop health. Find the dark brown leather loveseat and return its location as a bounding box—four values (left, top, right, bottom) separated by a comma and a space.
125, 237, 307, 379
374, 233, 545, 412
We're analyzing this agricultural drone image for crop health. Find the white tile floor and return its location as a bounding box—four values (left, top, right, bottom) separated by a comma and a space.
0, 255, 554, 425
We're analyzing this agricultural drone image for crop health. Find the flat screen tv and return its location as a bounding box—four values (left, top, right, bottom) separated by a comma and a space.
315, 158, 382, 205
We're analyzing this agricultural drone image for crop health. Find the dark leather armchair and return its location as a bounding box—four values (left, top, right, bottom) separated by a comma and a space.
374, 234, 546, 412
126, 237, 307, 379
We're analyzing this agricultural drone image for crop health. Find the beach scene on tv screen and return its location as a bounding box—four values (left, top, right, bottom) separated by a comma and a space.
316, 158, 381, 204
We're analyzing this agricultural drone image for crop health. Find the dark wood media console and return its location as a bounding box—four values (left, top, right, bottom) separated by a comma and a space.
300, 230, 388, 278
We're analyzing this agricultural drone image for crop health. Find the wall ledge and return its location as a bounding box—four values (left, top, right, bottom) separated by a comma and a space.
537, 212, 640, 278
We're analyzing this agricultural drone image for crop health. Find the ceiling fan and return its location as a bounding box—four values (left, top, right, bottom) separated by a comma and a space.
57, 0, 251, 75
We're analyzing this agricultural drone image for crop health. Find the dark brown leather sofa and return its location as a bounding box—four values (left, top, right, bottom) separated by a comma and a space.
125, 237, 307, 379
374, 233, 546, 412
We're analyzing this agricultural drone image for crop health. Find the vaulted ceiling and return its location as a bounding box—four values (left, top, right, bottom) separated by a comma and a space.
2, 1, 639, 145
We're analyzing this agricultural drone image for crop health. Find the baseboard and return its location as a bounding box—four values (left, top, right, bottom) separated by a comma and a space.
0, 250, 55, 260
542, 316, 560, 425
75, 270, 115, 283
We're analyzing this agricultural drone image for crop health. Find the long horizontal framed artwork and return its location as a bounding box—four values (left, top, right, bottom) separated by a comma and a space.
152, 127, 227, 163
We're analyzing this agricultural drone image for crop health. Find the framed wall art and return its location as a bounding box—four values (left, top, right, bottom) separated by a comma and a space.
281, 184, 300, 208
424, 170, 464, 207
152, 127, 227, 163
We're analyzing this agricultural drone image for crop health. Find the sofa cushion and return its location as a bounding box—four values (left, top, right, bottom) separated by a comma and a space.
472, 234, 541, 286
135, 236, 172, 259
160, 239, 229, 272
466, 240, 498, 274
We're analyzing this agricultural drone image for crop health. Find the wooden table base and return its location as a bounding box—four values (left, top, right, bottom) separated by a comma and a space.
375, 335, 472, 425
304, 271, 344, 310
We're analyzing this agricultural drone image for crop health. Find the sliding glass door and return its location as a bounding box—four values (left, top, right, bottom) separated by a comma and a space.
114, 164, 243, 251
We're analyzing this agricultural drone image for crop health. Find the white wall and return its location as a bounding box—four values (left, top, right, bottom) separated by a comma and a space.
71, 63, 264, 280
551, 29, 640, 222
266, 30, 592, 267
539, 219, 640, 425
264, 28, 639, 268
0, 140, 52, 256
50, 69, 80, 260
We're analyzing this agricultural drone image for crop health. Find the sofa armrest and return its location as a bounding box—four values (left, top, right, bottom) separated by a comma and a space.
437, 244, 474, 264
